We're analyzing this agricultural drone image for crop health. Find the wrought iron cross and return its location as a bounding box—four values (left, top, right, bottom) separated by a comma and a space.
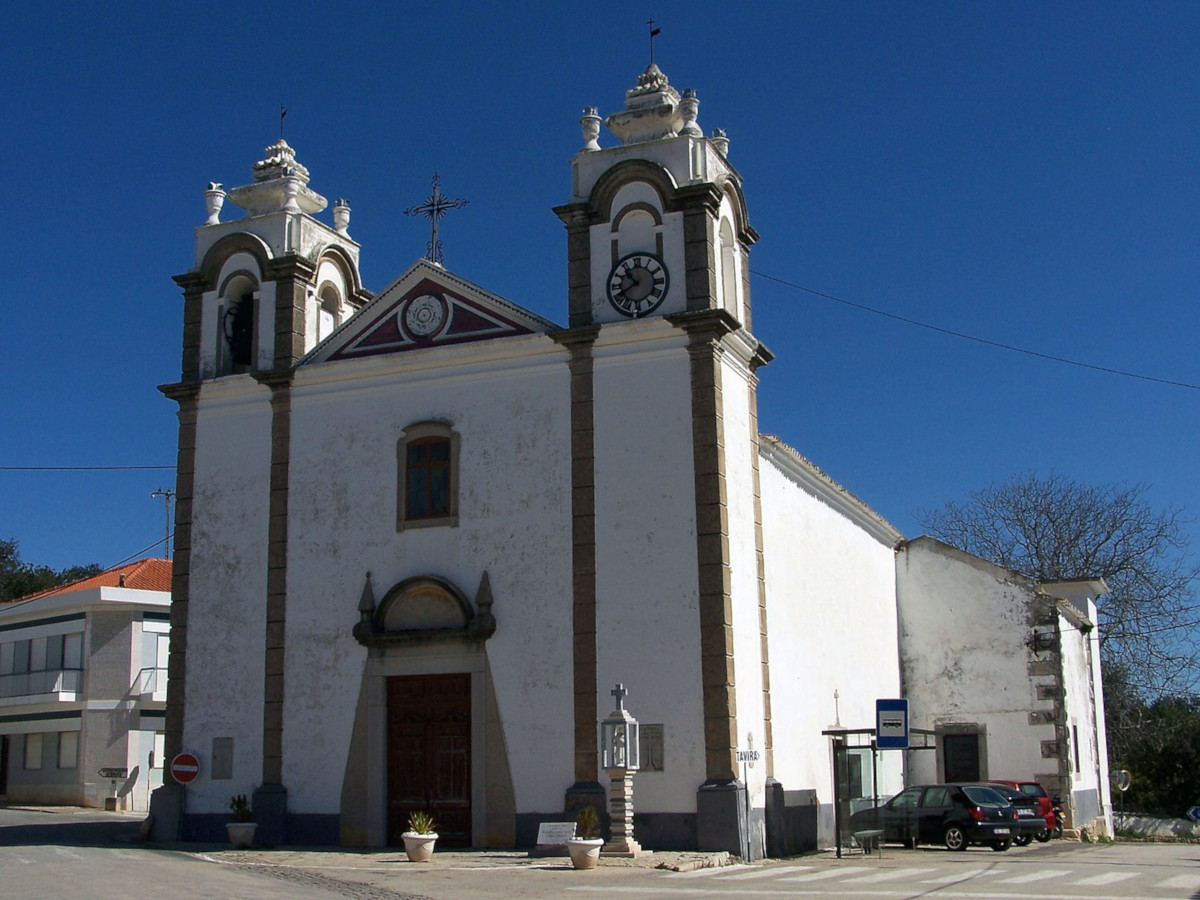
648, 19, 662, 64
404, 173, 468, 265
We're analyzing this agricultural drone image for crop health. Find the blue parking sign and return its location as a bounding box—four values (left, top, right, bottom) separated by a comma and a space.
876, 698, 909, 749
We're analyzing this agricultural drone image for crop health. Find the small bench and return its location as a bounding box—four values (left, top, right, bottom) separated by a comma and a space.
851, 829, 884, 858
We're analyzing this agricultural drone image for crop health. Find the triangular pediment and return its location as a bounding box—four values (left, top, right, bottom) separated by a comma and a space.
309, 259, 557, 364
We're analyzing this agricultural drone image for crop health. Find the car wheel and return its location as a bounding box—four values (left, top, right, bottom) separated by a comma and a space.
943, 825, 968, 851
1034, 828, 1051, 843
990, 839, 1012, 851
1013, 834, 1032, 847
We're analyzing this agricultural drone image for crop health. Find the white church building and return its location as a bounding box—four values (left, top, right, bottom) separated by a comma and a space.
152, 65, 1109, 853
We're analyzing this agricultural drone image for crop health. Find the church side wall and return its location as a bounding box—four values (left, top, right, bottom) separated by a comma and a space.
759, 459, 902, 846
184, 380, 272, 815
896, 542, 1052, 785
282, 346, 575, 817
1060, 607, 1107, 829
592, 327, 705, 814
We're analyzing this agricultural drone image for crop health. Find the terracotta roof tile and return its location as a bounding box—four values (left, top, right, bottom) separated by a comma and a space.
15, 558, 173, 601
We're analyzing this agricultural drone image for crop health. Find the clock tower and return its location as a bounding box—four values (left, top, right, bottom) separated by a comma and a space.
555, 66, 775, 858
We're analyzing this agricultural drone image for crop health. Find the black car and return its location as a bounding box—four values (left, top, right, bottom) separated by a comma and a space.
965, 783, 1046, 845
848, 783, 1020, 851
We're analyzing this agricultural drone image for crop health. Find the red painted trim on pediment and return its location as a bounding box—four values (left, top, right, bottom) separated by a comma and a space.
328, 277, 539, 361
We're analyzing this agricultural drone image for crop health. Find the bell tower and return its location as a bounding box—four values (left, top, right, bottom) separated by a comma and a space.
555, 64, 757, 331
555, 66, 774, 859
173, 139, 371, 383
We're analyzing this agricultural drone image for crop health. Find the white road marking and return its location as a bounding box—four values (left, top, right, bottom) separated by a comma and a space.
670, 863, 754, 878
919, 866, 993, 883
997, 868, 1068, 883
1157, 873, 1200, 890
715, 865, 815, 880
778, 868, 859, 882
1073, 871, 1140, 886
841, 866, 936, 883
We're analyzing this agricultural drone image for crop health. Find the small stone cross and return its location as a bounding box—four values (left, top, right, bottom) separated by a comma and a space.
611, 683, 627, 711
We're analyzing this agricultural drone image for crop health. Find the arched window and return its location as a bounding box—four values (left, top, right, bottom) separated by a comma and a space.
218, 273, 258, 375
397, 422, 460, 530
317, 283, 341, 344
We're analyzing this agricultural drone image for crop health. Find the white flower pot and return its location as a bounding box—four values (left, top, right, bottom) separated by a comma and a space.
565, 837, 604, 870
226, 821, 257, 849
401, 831, 438, 862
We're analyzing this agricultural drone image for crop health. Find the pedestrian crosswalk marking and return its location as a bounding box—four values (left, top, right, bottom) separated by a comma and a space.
1158, 873, 1200, 889
779, 867, 858, 882
997, 868, 1066, 883
919, 866, 992, 883
841, 866, 935, 883
1073, 871, 1139, 885
716, 865, 815, 880
670, 863, 753, 878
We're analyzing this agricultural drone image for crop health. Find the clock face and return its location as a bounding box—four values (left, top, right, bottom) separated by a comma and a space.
607, 253, 669, 318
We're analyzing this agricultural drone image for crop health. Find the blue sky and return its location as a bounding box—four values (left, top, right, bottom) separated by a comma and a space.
1, 2, 1197, 574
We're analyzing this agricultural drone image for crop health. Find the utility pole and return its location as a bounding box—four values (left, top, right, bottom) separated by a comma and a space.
150, 489, 175, 559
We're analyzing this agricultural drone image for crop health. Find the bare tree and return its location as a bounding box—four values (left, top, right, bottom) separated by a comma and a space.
917, 473, 1200, 699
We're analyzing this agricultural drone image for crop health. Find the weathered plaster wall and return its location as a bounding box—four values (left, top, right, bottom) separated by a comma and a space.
1060, 604, 1105, 825
897, 539, 1051, 784
592, 322, 705, 811
758, 451, 903, 836
184, 379, 272, 814
283, 337, 574, 815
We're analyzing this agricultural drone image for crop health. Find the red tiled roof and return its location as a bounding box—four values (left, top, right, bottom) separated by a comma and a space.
16, 558, 173, 601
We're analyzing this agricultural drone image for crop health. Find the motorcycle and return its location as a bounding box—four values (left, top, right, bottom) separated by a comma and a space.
1050, 794, 1065, 838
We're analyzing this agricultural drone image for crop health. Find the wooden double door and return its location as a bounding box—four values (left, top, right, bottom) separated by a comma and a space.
387, 673, 471, 847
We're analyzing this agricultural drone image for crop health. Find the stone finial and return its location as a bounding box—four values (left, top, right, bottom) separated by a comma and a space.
580, 107, 602, 152
358, 572, 375, 625
605, 64, 685, 145
204, 183, 226, 226
333, 199, 351, 235
711, 128, 729, 157
227, 139, 328, 217
679, 89, 701, 137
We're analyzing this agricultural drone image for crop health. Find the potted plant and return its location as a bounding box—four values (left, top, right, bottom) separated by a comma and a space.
401, 809, 439, 862
565, 804, 604, 870
226, 793, 257, 849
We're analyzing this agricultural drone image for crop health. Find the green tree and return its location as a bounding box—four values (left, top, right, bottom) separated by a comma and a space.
917, 473, 1200, 700
0, 538, 101, 602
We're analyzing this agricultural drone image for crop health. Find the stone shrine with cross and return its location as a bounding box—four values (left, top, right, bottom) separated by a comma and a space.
152, 60, 1114, 856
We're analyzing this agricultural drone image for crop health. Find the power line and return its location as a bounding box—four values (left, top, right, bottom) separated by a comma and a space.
751, 269, 1200, 392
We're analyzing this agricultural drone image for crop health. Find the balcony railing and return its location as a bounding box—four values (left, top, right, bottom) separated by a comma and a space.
134, 666, 168, 698
0, 668, 82, 699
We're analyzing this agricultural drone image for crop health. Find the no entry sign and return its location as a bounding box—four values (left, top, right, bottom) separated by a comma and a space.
170, 751, 201, 784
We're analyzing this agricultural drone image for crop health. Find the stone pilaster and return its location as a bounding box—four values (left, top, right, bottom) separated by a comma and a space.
551, 327, 604, 809
264, 255, 316, 369
171, 272, 209, 383
253, 369, 294, 795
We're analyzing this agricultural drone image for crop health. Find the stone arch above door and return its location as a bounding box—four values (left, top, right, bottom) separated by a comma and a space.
352, 572, 497, 647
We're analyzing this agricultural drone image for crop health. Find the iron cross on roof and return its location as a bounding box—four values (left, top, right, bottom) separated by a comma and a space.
404, 173, 468, 265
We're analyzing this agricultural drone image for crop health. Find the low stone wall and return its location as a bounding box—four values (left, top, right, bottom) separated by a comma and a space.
1114, 812, 1200, 840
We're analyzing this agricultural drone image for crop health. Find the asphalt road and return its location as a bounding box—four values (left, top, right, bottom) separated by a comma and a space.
2, 805, 1198, 900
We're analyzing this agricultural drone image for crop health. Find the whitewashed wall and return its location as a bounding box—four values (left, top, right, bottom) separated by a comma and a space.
183, 377, 272, 814
283, 335, 575, 815
758, 444, 904, 839
592, 321, 705, 811
897, 539, 1050, 784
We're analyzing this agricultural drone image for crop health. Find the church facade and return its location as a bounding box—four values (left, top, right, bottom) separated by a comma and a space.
154, 65, 1106, 854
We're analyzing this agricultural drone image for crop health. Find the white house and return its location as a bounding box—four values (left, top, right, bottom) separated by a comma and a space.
0, 558, 171, 811
896, 537, 1112, 835
151, 64, 1105, 854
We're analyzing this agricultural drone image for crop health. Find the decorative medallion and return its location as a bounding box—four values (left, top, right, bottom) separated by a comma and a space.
404, 294, 446, 338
